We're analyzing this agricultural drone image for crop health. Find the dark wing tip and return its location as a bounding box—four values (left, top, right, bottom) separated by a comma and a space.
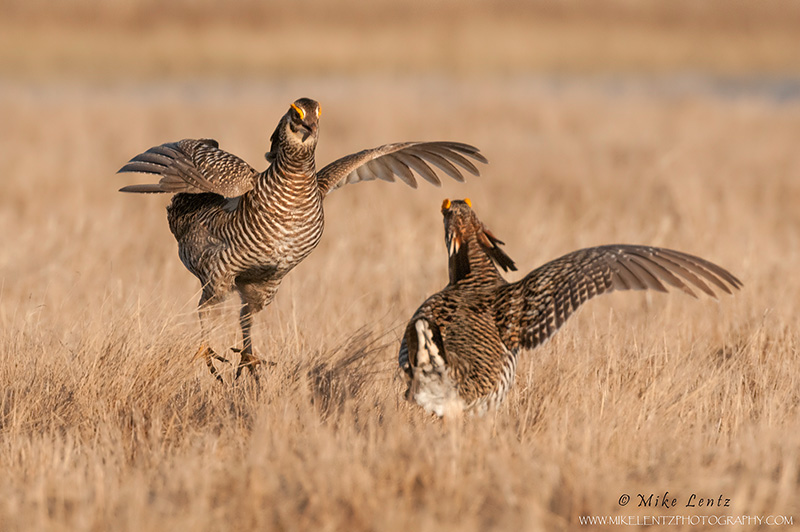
119, 184, 168, 193
117, 161, 163, 175
442, 142, 489, 164
655, 248, 743, 298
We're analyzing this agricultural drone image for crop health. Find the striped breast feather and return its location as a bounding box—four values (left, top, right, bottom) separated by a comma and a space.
118, 138, 258, 198
317, 141, 488, 195
494, 245, 742, 351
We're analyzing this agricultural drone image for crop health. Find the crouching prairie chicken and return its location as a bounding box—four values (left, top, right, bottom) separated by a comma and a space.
399, 199, 741, 417
119, 98, 487, 382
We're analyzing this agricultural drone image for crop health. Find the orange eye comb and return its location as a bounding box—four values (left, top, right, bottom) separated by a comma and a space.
464, 198, 472, 207
441, 198, 452, 212
290, 103, 306, 120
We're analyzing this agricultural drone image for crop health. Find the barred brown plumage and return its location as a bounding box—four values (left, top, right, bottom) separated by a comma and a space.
118, 98, 487, 382
399, 199, 742, 417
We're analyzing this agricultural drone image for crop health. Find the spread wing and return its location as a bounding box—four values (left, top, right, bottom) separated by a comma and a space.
118, 138, 258, 198
495, 245, 742, 351
317, 141, 487, 196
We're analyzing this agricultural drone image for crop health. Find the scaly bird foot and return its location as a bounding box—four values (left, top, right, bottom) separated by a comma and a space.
193, 344, 230, 384
230, 347, 272, 382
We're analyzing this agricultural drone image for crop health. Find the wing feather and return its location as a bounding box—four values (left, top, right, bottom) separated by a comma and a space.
646, 253, 713, 297
405, 147, 465, 182
393, 152, 441, 186
444, 142, 489, 163
118, 138, 258, 198
619, 254, 668, 292
382, 153, 418, 187
317, 141, 487, 195
495, 245, 741, 351
421, 144, 481, 175
356, 163, 376, 183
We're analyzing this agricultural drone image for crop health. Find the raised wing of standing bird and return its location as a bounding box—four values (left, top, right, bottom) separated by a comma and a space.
119, 138, 258, 198
316, 141, 487, 194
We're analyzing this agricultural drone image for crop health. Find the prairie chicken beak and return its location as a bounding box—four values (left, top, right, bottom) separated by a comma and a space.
298, 123, 315, 141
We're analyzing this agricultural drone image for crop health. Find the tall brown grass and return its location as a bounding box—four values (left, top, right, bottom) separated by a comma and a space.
1, 77, 798, 531
2, 3, 800, 529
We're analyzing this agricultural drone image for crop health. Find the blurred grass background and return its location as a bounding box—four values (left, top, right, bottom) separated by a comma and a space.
3, 0, 800, 80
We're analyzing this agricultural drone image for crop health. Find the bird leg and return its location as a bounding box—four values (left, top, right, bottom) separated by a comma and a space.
234, 303, 263, 381
195, 292, 231, 384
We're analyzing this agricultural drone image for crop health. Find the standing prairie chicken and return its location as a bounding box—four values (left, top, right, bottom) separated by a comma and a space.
399, 199, 741, 417
119, 98, 487, 382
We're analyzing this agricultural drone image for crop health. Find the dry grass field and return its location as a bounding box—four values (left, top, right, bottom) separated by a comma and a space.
2, 1, 800, 531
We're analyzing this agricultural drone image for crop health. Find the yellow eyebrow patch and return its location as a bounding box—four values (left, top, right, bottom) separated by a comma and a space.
291, 103, 306, 120
315, 104, 321, 118
441, 198, 451, 212
464, 198, 472, 207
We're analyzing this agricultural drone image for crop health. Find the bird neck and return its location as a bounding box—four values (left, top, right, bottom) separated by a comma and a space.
274, 143, 316, 177
248, 152, 320, 212
448, 236, 505, 286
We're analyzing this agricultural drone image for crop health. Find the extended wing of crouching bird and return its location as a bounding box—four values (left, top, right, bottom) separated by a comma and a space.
118, 98, 487, 382
399, 199, 741, 417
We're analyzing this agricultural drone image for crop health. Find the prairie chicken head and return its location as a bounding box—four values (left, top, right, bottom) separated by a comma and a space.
267, 98, 321, 161
441, 198, 517, 282
287, 97, 321, 142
